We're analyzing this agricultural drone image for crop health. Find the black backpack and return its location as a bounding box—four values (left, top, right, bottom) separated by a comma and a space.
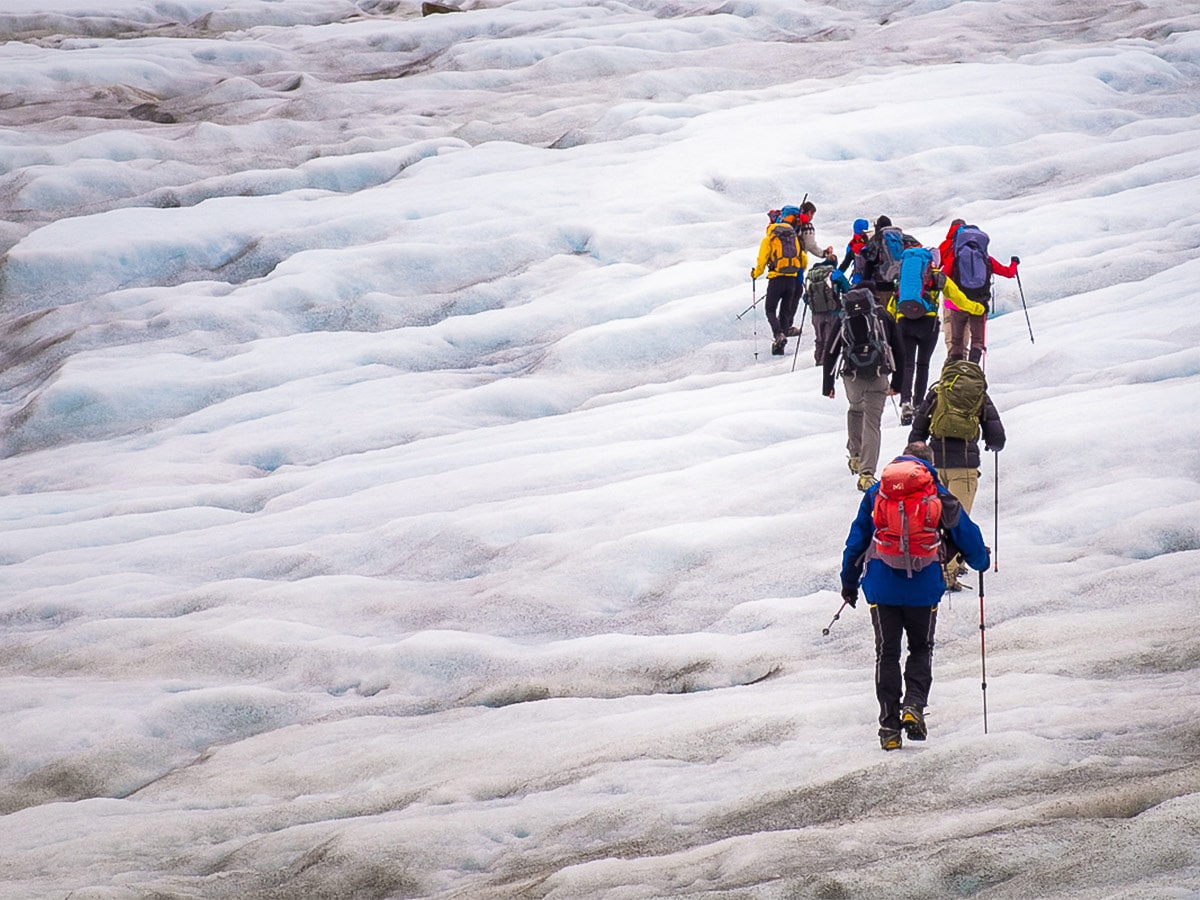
840, 288, 895, 376
805, 263, 840, 313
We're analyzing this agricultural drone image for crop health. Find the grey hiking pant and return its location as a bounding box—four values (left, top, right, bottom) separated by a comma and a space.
842, 371, 890, 476
811, 310, 838, 366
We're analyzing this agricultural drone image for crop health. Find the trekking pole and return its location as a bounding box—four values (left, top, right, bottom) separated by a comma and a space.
1015, 268, 1035, 343
980, 311, 988, 374
736, 277, 759, 320
889, 394, 900, 422
821, 599, 848, 636
790, 303, 808, 372
993, 450, 999, 572
978, 566, 989, 734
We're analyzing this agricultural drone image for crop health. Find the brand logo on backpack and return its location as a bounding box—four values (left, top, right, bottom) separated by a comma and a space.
896, 247, 942, 319
839, 289, 894, 376
953, 225, 992, 302
769, 223, 802, 276
870, 459, 942, 577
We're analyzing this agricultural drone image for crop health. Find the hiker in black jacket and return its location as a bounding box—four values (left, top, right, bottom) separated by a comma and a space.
907, 359, 1005, 589
822, 288, 906, 491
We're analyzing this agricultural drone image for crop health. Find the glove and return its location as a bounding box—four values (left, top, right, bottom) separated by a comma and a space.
1011, 255, 1020, 265
841, 587, 858, 608
750, 268, 757, 279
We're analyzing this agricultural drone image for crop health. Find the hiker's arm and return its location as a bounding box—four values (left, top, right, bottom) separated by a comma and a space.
989, 256, 1018, 278
942, 276, 986, 316
751, 235, 771, 279
908, 391, 935, 443
840, 494, 875, 589
982, 397, 1006, 451
947, 505, 989, 571
838, 245, 855, 273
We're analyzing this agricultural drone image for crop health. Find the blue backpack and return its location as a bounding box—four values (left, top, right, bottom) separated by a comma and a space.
896, 247, 938, 319
953, 225, 991, 292
876, 226, 906, 283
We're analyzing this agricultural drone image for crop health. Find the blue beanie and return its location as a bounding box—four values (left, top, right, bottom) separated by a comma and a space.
780, 205, 801, 219
854, 218, 869, 234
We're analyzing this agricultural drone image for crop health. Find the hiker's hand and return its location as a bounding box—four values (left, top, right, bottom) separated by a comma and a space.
1011, 255, 1020, 266
841, 587, 858, 608
750, 268, 756, 279
826, 389, 835, 399
887, 388, 899, 397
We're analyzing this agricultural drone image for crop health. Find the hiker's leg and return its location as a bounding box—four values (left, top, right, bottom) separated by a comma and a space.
764, 278, 785, 337
857, 373, 889, 476
946, 308, 968, 360
872, 603, 904, 730
913, 316, 940, 401
901, 605, 938, 710
966, 313, 986, 364
939, 467, 980, 515
898, 319, 919, 405
843, 375, 867, 459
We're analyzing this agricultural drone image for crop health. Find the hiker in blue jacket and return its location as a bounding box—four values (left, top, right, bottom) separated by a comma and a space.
839, 441, 989, 751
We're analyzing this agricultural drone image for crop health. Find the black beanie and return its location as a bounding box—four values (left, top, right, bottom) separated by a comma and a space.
875, 215, 892, 228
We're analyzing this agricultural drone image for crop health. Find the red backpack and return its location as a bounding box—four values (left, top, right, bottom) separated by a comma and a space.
871, 460, 943, 576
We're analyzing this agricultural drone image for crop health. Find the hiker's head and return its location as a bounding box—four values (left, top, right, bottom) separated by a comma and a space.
875, 215, 892, 230
902, 441, 934, 463
800, 201, 816, 216
853, 218, 869, 235
780, 205, 800, 223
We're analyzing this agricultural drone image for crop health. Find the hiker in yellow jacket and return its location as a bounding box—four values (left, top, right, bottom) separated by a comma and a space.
751, 206, 807, 356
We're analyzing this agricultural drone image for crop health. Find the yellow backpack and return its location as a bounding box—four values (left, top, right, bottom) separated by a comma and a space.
768, 223, 802, 276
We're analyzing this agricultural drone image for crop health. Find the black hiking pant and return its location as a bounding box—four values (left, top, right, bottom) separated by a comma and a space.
764, 275, 799, 338
870, 603, 938, 731
897, 315, 941, 405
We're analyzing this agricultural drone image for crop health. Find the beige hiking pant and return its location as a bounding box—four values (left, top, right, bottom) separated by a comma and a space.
938, 467, 979, 514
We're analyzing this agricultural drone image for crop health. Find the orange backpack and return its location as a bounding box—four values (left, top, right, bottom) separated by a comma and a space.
871, 460, 943, 576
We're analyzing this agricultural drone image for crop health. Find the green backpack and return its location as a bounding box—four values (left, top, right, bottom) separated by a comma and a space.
931, 360, 987, 441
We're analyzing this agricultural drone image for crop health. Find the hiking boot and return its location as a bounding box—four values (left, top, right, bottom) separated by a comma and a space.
786, 326, 801, 337
942, 563, 965, 592
856, 471, 877, 492
900, 402, 914, 426
879, 728, 902, 751
901, 705, 927, 741
771, 336, 786, 356
847, 455, 861, 474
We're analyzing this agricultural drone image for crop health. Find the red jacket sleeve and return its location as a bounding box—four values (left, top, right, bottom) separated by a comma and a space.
989, 256, 1017, 279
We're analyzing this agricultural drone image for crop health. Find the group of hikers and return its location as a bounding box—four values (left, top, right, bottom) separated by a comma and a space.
750, 204, 1021, 751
